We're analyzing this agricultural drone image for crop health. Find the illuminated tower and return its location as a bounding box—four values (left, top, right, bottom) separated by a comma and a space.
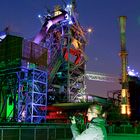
119, 16, 130, 115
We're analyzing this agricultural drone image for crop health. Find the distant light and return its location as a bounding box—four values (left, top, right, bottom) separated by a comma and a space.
69, 20, 73, 25
87, 27, 94, 34
0, 34, 6, 39
127, 66, 140, 77
66, 4, 72, 8
38, 14, 42, 18
65, 4, 72, 16
38, 14, 45, 24
87, 28, 92, 33
128, 71, 135, 76
0, 31, 6, 42
121, 105, 127, 114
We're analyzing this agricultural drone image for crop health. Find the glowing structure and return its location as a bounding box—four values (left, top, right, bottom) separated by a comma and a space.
119, 16, 130, 115
33, 3, 87, 103
0, 1, 87, 123
85, 71, 119, 82
0, 36, 48, 123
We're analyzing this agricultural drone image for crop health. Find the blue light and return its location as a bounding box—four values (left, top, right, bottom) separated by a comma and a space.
69, 20, 73, 25
38, 14, 41, 18
127, 66, 140, 77
0, 31, 6, 41
66, 4, 72, 8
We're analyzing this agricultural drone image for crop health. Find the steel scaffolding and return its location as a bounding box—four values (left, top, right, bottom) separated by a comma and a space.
18, 68, 47, 123
0, 67, 48, 123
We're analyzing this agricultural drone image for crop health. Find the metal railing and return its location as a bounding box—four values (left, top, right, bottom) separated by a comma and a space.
0, 123, 72, 140
0, 123, 140, 140
107, 124, 140, 134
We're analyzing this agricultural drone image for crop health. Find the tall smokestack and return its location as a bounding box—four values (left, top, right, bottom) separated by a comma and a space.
119, 16, 130, 115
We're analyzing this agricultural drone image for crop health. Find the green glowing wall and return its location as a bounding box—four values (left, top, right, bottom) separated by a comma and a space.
6, 96, 14, 119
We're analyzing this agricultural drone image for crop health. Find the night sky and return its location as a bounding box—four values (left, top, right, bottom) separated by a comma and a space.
0, 0, 140, 97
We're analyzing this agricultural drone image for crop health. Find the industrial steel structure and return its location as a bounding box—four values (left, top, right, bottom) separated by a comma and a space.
0, 2, 88, 123
119, 16, 130, 115
0, 1, 129, 124
0, 36, 48, 123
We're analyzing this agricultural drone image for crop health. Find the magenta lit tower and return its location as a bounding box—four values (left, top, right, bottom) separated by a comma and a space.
119, 16, 130, 115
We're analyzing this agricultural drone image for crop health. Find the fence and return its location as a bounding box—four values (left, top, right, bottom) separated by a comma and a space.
0, 123, 140, 140
0, 123, 72, 140
107, 124, 140, 134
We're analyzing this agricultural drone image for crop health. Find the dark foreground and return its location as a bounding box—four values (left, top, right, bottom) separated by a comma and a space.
0, 123, 140, 140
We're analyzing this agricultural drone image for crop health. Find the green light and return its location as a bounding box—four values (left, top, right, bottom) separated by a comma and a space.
6, 96, 14, 120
